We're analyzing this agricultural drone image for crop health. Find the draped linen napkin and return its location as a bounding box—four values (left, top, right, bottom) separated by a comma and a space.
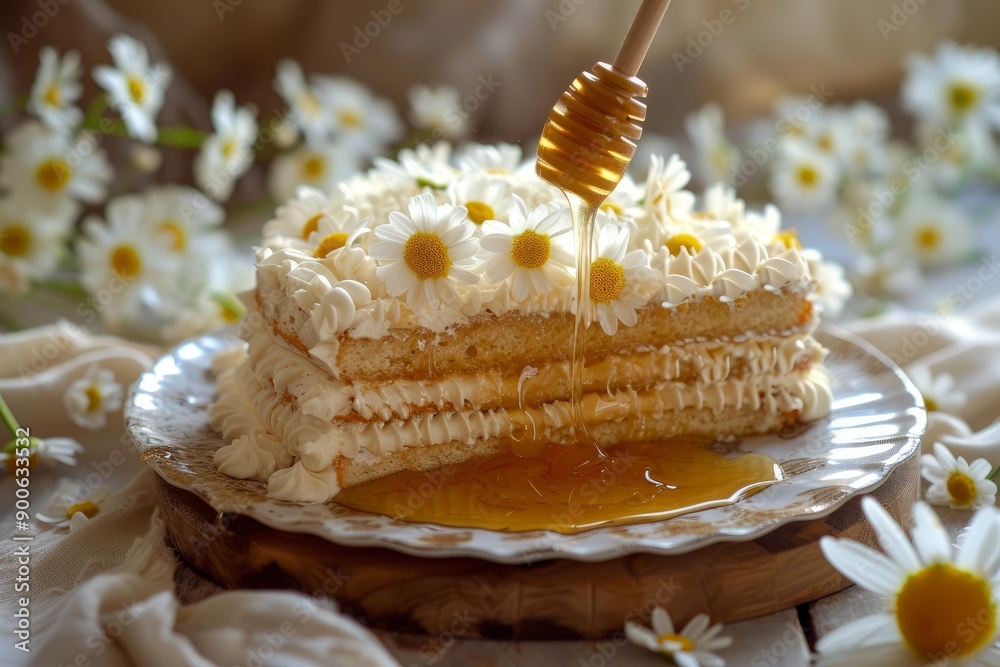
1, 293, 999, 666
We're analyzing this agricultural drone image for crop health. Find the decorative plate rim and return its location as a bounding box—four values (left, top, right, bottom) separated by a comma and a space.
126, 327, 926, 564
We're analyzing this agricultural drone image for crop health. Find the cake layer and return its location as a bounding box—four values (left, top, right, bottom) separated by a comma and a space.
209, 345, 832, 502
242, 319, 826, 423
259, 285, 815, 384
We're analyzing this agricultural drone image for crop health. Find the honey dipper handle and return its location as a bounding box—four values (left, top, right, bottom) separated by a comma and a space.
612, 0, 673, 77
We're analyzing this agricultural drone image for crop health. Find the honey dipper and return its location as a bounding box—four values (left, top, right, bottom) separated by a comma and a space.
536, 0, 672, 204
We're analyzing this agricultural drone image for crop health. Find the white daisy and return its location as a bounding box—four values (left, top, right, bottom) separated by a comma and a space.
840, 102, 892, 177
457, 142, 523, 176
599, 174, 643, 220
143, 184, 225, 258
587, 223, 657, 336
162, 290, 246, 344
267, 142, 361, 203
701, 183, 746, 229
851, 250, 921, 299
644, 153, 696, 228
194, 90, 258, 202
897, 193, 972, 268
262, 185, 345, 251
368, 192, 481, 311
274, 59, 333, 147
803, 250, 852, 318
481, 196, 573, 301
447, 173, 513, 231
685, 103, 740, 187
769, 140, 839, 212
76, 195, 178, 330
317, 75, 403, 157
27, 47, 83, 134
902, 41, 1000, 130
62, 365, 124, 431
0, 196, 74, 294
1, 435, 82, 474
921, 442, 997, 510
92, 34, 172, 144
906, 365, 968, 417
625, 608, 732, 667
816, 498, 1000, 665
408, 85, 467, 140
36, 483, 113, 531
375, 142, 457, 190
306, 209, 370, 259
0, 121, 112, 215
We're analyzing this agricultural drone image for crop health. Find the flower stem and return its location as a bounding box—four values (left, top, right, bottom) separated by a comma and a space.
0, 392, 22, 441
79, 96, 207, 149
34, 279, 89, 300
0, 310, 25, 332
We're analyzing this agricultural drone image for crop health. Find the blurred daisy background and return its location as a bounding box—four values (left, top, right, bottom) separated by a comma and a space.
0, 0, 999, 340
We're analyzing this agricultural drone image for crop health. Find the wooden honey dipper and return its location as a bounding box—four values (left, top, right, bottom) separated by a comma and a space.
536, 0, 672, 205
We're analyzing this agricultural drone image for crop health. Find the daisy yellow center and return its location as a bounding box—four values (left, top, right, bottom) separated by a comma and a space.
817, 134, 833, 153
404, 232, 450, 280
301, 214, 323, 240
601, 201, 624, 216
949, 83, 979, 114
158, 220, 186, 251
221, 138, 236, 160
797, 165, 818, 187
302, 155, 326, 179
0, 225, 31, 257
916, 226, 940, 250
44, 85, 61, 107
464, 201, 494, 225
300, 93, 321, 116
947, 471, 977, 506
665, 233, 703, 256
712, 144, 733, 173
36, 158, 71, 192
127, 76, 147, 105
5, 453, 38, 475
656, 633, 694, 652
313, 232, 349, 258
923, 395, 938, 412
65, 500, 101, 520
590, 257, 625, 304
110, 245, 142, 280
895, 563, 996, 659
85, 385, 102, 413
339, 110, 362, 129
510, 230, 550, 269
773, 229, 803, 250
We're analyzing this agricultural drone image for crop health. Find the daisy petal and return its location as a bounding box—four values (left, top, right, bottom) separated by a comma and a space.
651, 607, 674, 636
819, 536, 906, 596
956, 506, 1000, 574
910, 501, 952, 564
815, 613, 899, 654
861, 496, 921, 572
624, 622, 661, 653
680, 613, 709, 640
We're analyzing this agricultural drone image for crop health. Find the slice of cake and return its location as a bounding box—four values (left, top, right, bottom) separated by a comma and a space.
209, 143, 837, 504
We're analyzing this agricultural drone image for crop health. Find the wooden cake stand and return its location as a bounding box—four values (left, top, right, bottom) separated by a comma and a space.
157, 452, 917, 639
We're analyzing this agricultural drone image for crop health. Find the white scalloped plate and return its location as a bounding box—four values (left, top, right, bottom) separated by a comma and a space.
125, 328, 925, 564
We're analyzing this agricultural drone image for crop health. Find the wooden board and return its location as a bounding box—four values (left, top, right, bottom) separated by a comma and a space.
156, 453, 917, 639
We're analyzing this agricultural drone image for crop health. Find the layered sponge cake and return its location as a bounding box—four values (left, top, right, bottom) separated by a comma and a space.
209, 143, 836, 504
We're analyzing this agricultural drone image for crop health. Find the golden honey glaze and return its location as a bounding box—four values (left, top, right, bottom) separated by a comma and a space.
335, 439, 783, 534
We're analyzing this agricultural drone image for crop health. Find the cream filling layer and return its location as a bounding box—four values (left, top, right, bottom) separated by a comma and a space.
242, 323, 827, 423
209, 345, 833, 503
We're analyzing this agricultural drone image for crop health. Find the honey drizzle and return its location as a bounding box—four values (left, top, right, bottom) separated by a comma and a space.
334, 63, 784, 533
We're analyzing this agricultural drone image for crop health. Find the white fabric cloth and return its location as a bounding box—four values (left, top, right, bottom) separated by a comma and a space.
2, 293, 1000, 665
0, 324, 397, 667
